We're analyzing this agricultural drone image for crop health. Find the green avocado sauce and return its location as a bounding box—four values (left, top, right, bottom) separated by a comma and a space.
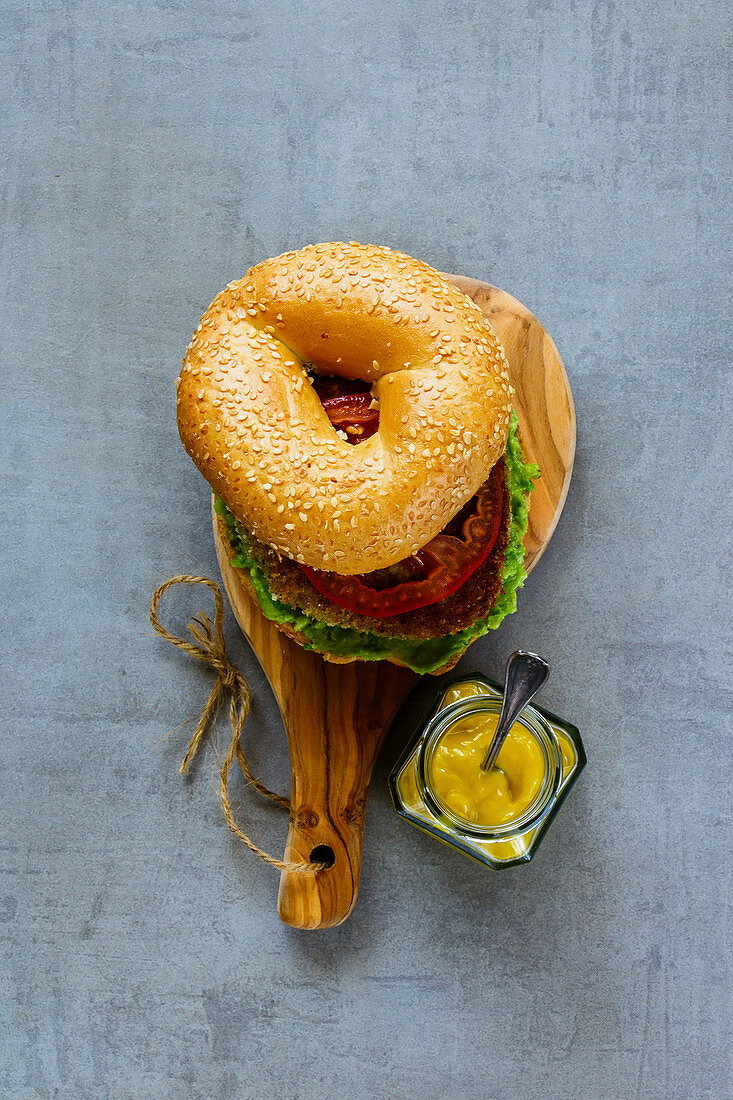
215, 412, 539, 675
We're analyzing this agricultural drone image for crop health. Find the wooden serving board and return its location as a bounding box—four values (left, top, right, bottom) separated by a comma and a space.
212, 276, 576, 929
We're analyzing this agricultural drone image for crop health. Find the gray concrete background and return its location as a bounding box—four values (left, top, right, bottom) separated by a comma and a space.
2, 2, 731, 1097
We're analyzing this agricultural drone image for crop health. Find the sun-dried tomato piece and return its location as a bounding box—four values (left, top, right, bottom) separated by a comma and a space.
321, 391, 379, 442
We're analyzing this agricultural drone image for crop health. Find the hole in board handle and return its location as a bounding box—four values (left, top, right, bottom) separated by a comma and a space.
309, 844, 335, 869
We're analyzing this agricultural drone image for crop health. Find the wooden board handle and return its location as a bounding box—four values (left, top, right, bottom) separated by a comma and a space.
276, 698, 378, 929
277, 660, 416, 930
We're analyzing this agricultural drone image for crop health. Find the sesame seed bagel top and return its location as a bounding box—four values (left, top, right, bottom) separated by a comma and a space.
177, 242, 513, 575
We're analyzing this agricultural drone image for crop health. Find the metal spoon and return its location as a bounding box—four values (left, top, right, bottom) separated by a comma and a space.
481, 651, 550, 772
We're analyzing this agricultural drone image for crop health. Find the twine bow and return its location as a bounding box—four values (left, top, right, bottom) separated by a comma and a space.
149, 574, 308, 873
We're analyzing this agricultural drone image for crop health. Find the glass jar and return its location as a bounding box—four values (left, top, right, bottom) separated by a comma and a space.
388, 673, 586, 869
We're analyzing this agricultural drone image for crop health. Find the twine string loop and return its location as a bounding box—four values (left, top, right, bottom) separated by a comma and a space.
149, 574, 310, 873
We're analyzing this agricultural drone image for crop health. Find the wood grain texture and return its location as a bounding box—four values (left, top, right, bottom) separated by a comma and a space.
447, 276, 576, 572
212, 275, 575, 929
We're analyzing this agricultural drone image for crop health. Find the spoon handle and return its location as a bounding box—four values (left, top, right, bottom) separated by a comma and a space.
481, 651, 550, 772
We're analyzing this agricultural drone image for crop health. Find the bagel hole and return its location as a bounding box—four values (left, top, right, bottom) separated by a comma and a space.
309, 371, 372, 403
309, 372, 379, 445
309, 844, 335, 870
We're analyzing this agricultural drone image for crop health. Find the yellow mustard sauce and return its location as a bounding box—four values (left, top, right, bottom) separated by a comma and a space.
429, 712, 546, 828
442, 682, 486, 706
390, 675, 585, 868
442, 680, 577, 780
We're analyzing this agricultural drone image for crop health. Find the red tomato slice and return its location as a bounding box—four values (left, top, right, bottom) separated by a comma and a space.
302, 464, 504, 616
321, 391, 379, 442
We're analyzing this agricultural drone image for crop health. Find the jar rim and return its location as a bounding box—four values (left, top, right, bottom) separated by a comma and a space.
417, 696, 564, 839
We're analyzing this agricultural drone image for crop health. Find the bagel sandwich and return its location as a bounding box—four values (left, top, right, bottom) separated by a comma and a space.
178, 242, 539, 675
